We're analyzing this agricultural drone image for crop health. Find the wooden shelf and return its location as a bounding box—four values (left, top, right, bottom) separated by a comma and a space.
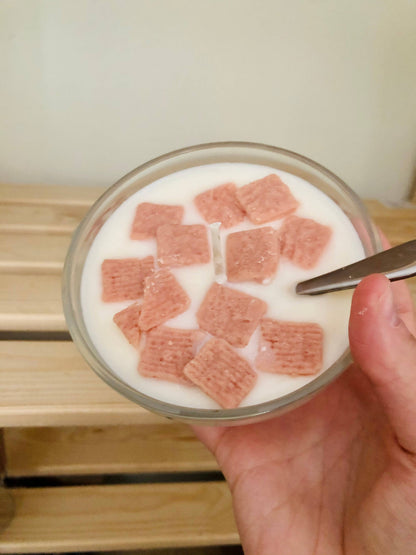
0, 182, 414, 553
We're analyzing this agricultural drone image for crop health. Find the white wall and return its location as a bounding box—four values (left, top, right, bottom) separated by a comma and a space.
1, 0, 415, 200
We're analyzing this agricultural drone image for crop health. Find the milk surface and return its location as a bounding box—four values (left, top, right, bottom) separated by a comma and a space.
81, 163, 365, 409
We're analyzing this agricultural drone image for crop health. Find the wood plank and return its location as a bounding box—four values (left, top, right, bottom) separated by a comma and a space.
4, 424, 217, 477
0, 234, 70, 273
0, 273, 65, 331
0, 184, 105, 206
0, 203, 89, 234
366, 200, 416, 246
0, 341, 166, 427
0, 482, 238, 553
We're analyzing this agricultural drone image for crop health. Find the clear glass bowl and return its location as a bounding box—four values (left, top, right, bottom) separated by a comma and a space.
62, 141, 382, 425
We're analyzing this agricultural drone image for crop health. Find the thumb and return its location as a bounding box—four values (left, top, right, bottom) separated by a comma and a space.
349, 274, 416, 455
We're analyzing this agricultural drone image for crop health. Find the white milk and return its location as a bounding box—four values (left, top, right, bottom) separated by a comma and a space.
81, 163, 364, 409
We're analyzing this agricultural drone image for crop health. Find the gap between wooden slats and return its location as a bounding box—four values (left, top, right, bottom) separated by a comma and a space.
4, 425, 217, 477
0, 482, 238, 553
0, 341, 165, 427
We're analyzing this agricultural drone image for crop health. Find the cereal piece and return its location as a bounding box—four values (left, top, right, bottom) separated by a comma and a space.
194, 183, 245, 228
256, 318, 323, 375
157, 224, 210, 267
236, 174, 299, 224
130, 203, 184, 239
139, 326, 203, 384
113, 302, 142, 348
196, 283, 267, 347
101, 257, 154, 302
139, 269, 191, 330
279, 215, 332, 269
184, 338, 257, 408
226, 226, 279, 283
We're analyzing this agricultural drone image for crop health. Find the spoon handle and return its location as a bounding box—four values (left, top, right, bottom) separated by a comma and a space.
296, 239, 416, 295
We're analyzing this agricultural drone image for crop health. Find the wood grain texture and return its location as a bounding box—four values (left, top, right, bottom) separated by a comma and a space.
366, 200, 416, 246
0, 482, 238, 553
0, 341, 165, 427
0, 203, 89, 234
0, 273, 66, 331
4, 424, 217, 476
0, 234, 70, 273
0, 184, 105, 206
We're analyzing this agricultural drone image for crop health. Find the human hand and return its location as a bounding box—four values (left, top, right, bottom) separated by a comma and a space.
193, 273, 416, 555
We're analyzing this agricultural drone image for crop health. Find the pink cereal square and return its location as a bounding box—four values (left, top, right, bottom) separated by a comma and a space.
138, 326, 203, 385
236, 174, 299, 224
194, 183, 246, 229
256, 318, 323, 375
113, 302, 142, 348
226, 226, 279, 283
279, 215, 332, 269
101, 257, 154, 302
157, 224, 210, 267
139, 269, 191, 331
184, 338, 257, 408
130, 203, 184, 239
196, 283, 267, 347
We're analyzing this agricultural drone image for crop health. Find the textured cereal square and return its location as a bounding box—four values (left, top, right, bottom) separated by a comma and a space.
196, 283, 267, 347
184, 338, 257, 408
113, 302, 142, 348
139, 326, 203, 384
157, 224, 211, 267
101, 257, 154, 302
139, 269, 191, 330
130, 203, 184, 239
256, 318, 323, 375
236, 174, 299, 224
226, 226, 279, 283
194, 183, 246, 229
279, 215, 332, 269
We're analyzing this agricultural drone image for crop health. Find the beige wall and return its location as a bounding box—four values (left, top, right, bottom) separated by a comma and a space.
1, 0, 415, 200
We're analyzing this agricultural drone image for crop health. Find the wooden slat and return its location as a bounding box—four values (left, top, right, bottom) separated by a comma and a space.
0, 184, 105, 206
4, 424, 217, 477
0, 273, 65, 331
0, 204, 89, 234
0, 482, 238, 553
366, 200, 416, 246
0, 234, 70, 273
0, 341, 166, 427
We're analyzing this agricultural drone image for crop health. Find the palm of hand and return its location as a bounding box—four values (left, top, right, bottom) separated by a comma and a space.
194, 275, 416, 555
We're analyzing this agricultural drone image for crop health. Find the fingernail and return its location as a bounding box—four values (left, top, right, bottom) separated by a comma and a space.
380, 285, 401, 327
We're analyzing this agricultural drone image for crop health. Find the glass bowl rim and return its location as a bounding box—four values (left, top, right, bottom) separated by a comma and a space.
62, 140, 382, 424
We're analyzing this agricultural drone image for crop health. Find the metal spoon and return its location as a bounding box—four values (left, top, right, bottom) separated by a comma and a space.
296, 239, 416, 295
